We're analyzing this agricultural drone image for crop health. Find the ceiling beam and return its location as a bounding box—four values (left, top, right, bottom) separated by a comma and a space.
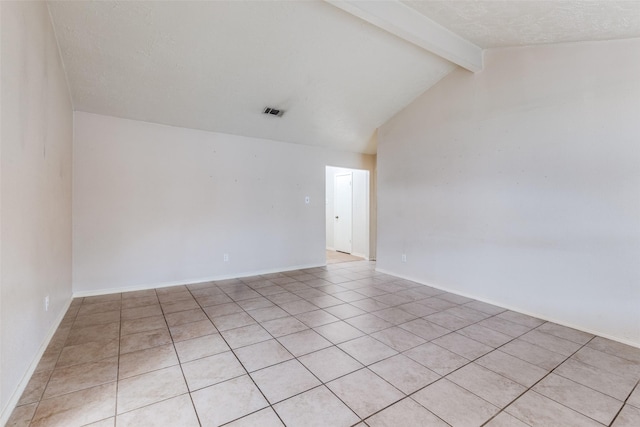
326, 0, 483, 72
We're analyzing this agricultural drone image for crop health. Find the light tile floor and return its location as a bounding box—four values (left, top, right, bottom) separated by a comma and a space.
8, 260, 640, 427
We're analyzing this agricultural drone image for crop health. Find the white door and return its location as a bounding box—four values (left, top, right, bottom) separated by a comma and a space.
334, 173, 353, 253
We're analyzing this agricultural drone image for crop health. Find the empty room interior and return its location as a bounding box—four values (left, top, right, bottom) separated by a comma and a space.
2, 1, 640, 426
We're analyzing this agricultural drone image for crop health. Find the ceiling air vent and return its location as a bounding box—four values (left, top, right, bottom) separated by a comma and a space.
263, 107, 284, 117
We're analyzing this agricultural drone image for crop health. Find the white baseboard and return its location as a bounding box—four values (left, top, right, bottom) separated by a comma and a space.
73, 263, 326, 298
375, 267, 640, 349
0, 297, 73, 426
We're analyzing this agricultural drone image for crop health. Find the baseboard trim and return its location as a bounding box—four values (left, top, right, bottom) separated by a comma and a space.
375, 267, 640, 349
0, 297, 73, 426
72, 263, 326, 298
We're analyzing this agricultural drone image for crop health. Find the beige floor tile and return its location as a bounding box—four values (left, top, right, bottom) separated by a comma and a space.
116, 365, 188, 414
121, 295, 159, 309
73, 310, 120, 328
446, 363, 526, 408
573, 346, 640, 379
424, 311, 475, 331
164, 308, 208, 327
225, 408, 284, 427
191, 375, 269, 427
404, 342, 470, 375
500, 339, 567, 370
84, 294, 122, 304
121, 289, 157, 299
345, 313, 394, 334
277, 329, 332, 357
369, 354, 440, 394
295, 309, 340, 327
234, 339, 293, 372
535, 322, 594, 345
17, 370, 51, 405
338, 336, 397, 365
280, 300, 320, 315
211, 312, 257, 331
274, 385, 359, 427
182, 351, 246, 391
247, 306, 289, 322
116, 394, 199, 427
397, 301, 438, 317
157, 290, 193, 304
350, 298, 389, 311
371, 307, 416, 325
327, 368, 403, 418
613, 404, 640, 427
431, 332, 493, 360
371, 327, 426, 352
399, 319, 451, 341
6, 402, 37, 427
78, 301, 122, 317
120, 328, 171, 354
464, 301, 505, 315
44, 356, 118, 399
457, 324, 513, 348
553, 358, 635, 401
587, 337, 640, 364
236, 297, 274, 311
628, 385, 640, 408
251, 359, 321, 403
324, 304, 367, 319
484, 412, 530, 427
221, 323, 272, 349
496, 311, 545, 328
443, 306, 490, 322
413, 379, 499, 427
84, 417, 114, 426
174, 333, 230, 363
314, 321, 365, 344
505, 391, 603, 427
121, 304, 162, 320
533, 373, 623, 425
66, 322, 120, 346
203, 302, 244, 319
118, 343, 178, 379
31, 382, 116, 427
169, 319, 217, 342
365, 397, 448, 427
161, 298, 200, 314
298, 346, 363, 382
519, 330, 582, 356
121, 315, 166, 336
476, 350, 547, 387
57, 339, 119, 368
261, 316, 309, 337
197, 293, 233, 307
478, 316, 533, 337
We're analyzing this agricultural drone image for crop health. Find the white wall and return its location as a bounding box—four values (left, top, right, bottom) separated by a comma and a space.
378, 39, 640, 346
325, 167, 370, 258
73, 112, 374, 294
1, 1, 73, 420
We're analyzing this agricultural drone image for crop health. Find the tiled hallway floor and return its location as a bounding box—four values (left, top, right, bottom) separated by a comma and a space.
8, 261, 640, 426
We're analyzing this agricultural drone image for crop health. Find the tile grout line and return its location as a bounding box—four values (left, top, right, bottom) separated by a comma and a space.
608, 379, 640, 426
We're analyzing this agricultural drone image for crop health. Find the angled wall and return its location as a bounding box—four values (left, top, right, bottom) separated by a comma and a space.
377, 39, 640, 346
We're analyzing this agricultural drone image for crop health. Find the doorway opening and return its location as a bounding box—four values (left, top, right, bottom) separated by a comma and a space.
325, 166, 370, 264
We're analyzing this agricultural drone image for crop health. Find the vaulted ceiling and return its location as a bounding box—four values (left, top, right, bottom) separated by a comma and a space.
47, 1, 640, 154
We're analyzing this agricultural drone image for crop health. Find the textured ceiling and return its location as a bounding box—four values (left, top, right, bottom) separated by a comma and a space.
47, 1, 455, 154
404, 0, 640, 48
47, 1, 640, 154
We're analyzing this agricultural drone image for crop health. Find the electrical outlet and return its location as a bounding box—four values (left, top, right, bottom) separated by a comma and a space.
223, 253, 229, 262
402, 254, 407, 263
44, 295, 50, 311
